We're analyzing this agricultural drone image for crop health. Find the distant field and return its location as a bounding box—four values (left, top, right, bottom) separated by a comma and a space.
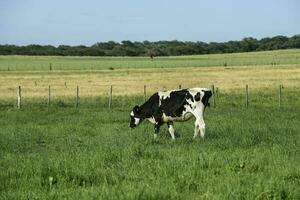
0, 65, 299, 100
0, 49, 300, 71
0, 49, 300, 99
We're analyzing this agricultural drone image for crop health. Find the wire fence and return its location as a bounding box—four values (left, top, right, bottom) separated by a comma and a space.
1, 84, 297, 110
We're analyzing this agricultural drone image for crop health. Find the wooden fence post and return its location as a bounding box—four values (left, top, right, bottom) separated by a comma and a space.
211, 85, 215, 108
279, 84, 282, 108
49, 63, 52, 71
144, 85, 147, 102
76, 86, 79, 108
17, 86, 21, 109
179, 85, 182, 89
48, 85, 51, 106
246, 85, 249, 108
108, 85, 113, 109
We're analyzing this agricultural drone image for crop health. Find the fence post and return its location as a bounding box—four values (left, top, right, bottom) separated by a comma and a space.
246, 85, 249, 108
144, 85, 147, 102
48, 85, 51, 106
279, 84, 282, 108
17, 86, 21, 109
76, 85, 79, 108
179, 85, 182, 89
49, 63, 52, 71
108, 85, 113, 109
211, 85, 215, 108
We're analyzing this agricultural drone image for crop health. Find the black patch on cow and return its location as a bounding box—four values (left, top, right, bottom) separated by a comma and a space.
130, 92, 164, 132
160, 89, 193, 117
185, 91, 194, 102
194, 92, 201, 101
201, 90, 212, 107
167, 121, 173, 128
134, 92, 160, 119
133, 105, 140, 113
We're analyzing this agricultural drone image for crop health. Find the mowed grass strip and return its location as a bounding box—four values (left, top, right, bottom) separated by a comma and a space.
0, 96, 299, 199
0, 49, 300, 71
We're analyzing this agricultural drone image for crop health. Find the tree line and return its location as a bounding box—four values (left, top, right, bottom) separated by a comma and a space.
0, 35, 299, 56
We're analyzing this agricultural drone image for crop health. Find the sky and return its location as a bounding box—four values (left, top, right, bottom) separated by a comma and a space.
0, 0, 300, 46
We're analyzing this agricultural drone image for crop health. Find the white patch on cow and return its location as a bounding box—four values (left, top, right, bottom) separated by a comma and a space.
130, 111, 134, 116
168, 125, 175, 139
162, 113, 175, 122
154, 133, 158, 139
158, 91, 172, 99
192, 106, 205, 138
182, 112, 194, 120
185, 98, 195, 109
193, 118, 205, 138
162, 112, 193, 123
134, 118, 140, 126
158, 90, 178, 106
147, 117, 155, 124
193, 120, 199, 139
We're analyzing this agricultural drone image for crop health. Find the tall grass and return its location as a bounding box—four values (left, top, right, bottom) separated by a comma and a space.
0, 93, 299, 199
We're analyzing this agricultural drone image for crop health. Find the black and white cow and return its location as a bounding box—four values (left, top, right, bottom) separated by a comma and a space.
129, 88, 212, 139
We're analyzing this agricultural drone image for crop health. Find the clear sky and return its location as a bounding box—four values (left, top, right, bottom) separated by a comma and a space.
1, 0, 299, 46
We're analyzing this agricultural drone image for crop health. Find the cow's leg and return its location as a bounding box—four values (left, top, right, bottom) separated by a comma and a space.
193, 120, 200, 139
153, 108, 163, 139
194, 116, 205, 138
199, 119, 205, 138
154, 120, 162, 139
167, 122, 175, 140
191, 107, 206, 139
194, 119, 205, 139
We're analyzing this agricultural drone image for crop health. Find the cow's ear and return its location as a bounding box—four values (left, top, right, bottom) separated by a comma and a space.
133, 105, 140, 113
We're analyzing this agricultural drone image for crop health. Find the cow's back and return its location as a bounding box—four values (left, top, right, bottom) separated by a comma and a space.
158, 89, 193, 118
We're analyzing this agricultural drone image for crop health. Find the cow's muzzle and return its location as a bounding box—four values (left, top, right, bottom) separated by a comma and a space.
129, 124, 136, 128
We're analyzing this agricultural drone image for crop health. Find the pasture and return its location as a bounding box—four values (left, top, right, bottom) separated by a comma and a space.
1, 49, 300, 71
0, 50, 300, 100
1, 97, 299, 199
0, 49, 300, 199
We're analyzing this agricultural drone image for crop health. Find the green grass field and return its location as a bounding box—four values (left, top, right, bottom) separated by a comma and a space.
1, 49, 300, 71
0, 94, 299, 199
0, 49, 300, 199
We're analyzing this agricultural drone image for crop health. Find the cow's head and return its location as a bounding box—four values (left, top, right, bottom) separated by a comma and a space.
129, 105, 143, 128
